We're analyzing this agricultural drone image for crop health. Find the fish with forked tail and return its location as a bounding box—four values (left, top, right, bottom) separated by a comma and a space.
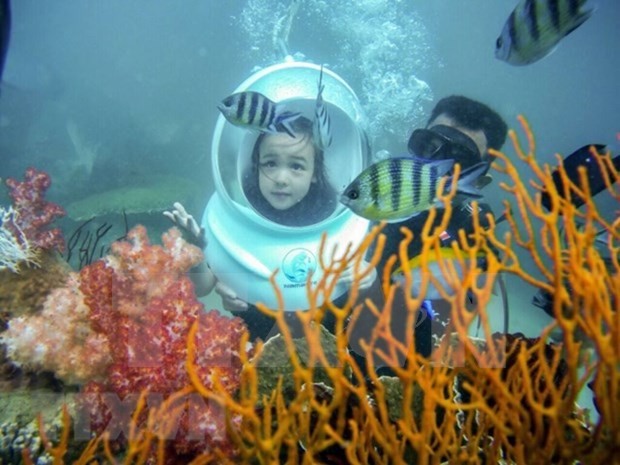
340, 156, 489, 222
392, 246, 491, 301
217, 91, 301, 137
495, 0, 595, 65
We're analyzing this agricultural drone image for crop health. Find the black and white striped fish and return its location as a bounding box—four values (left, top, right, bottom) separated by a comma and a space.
312, 65, 332, 151
495, 0, 594, 66
217, 91, 301, 137
340, 156, 488, 222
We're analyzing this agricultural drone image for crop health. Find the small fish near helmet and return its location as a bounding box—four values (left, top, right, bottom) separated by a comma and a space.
407, 125, 483, 169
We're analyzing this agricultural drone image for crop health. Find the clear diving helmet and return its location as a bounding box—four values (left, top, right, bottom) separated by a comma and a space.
202, 61, 371, 311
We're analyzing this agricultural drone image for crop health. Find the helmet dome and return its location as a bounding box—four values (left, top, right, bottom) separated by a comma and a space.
212, 61, 370, 232
203, 61, 371, 310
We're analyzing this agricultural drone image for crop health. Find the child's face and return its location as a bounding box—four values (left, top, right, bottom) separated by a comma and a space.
258, 132, 316, 210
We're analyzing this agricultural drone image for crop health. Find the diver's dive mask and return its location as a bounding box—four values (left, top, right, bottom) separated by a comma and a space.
408, 125, 482, 169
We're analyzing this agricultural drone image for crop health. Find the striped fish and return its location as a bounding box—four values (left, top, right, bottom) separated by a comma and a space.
495, 0, 594, 65
217, 91, 301, 137
312, 65, 332, 151
340, 156, 488, 222
392, 247, 489, 300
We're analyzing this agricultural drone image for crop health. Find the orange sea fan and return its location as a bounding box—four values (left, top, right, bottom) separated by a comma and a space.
58, 117, 618, 464
189, 117, 617, 464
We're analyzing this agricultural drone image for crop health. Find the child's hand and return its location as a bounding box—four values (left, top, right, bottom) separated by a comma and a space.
163, 202, 206, 248
215, 282, 249, 312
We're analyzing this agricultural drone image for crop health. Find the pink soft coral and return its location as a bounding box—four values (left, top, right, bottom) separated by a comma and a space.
1, 273, 111, 383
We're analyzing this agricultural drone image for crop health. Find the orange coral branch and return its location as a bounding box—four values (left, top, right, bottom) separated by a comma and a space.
64, 115, 619, 464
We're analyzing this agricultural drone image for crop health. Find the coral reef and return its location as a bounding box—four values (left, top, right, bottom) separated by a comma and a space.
3, 224, 250, 459
0, 166, 250, 460
2, 272, 112, 385
0, 168, 70, 327
2, 226, 249, 397
252, 324, 345, 404
0, 251, 71, 328
5, 119, 619, 464
1, 168, 64, 274
2, 225, 209, 385
78, 226, 247, 457
1, 169, 72, 389
0, 402, 81, 465
4, 168, 65, 254
176, 117, 616, 464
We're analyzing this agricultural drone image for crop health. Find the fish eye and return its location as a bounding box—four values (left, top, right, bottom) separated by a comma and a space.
496, 37, 503, 49
347, 189, 359, 200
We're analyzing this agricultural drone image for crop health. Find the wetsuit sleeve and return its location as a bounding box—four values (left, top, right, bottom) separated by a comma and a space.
437, 201, 495, 247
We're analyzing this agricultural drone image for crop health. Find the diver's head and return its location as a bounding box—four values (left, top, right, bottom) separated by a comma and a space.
243, 117, 337, 225
408, 95, 508, 169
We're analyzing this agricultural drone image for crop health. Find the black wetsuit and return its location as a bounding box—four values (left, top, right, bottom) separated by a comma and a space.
349, 200, 495, 366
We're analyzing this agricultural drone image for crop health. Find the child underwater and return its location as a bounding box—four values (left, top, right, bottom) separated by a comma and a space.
165, 116, 376, 340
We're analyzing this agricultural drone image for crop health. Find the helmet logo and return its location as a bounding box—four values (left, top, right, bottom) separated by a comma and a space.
282, 248, 317, 284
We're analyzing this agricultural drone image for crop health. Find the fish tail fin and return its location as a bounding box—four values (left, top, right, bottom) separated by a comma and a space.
564, 6, 595, 38
451, 162, 490, 198
561, 1, 596, 38
594, 228, 611, 247
270, 111, 301, 137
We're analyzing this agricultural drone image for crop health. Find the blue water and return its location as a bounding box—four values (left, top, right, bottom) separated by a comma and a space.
2, 0, 618, 195
0, 1, 617, 417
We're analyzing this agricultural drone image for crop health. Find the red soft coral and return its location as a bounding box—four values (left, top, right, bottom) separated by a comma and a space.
5, 167, 65, 252
4, 223, 249, 458
76, 225, 248, 458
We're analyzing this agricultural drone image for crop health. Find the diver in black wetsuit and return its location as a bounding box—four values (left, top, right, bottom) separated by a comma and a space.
532, 143, 620, 317
348, 95, 509, 370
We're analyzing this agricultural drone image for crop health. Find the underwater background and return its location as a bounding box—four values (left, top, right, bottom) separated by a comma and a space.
2, 0, 618, 333
0, 0, 618, 434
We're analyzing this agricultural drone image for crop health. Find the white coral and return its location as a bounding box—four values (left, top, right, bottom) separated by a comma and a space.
0, 206, 39, 273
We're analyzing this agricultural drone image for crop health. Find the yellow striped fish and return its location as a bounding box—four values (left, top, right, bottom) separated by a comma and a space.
217, 91, 301, 137
392, 247, 489, 300
495, 0, 594, 66
340, 156, 488, 222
